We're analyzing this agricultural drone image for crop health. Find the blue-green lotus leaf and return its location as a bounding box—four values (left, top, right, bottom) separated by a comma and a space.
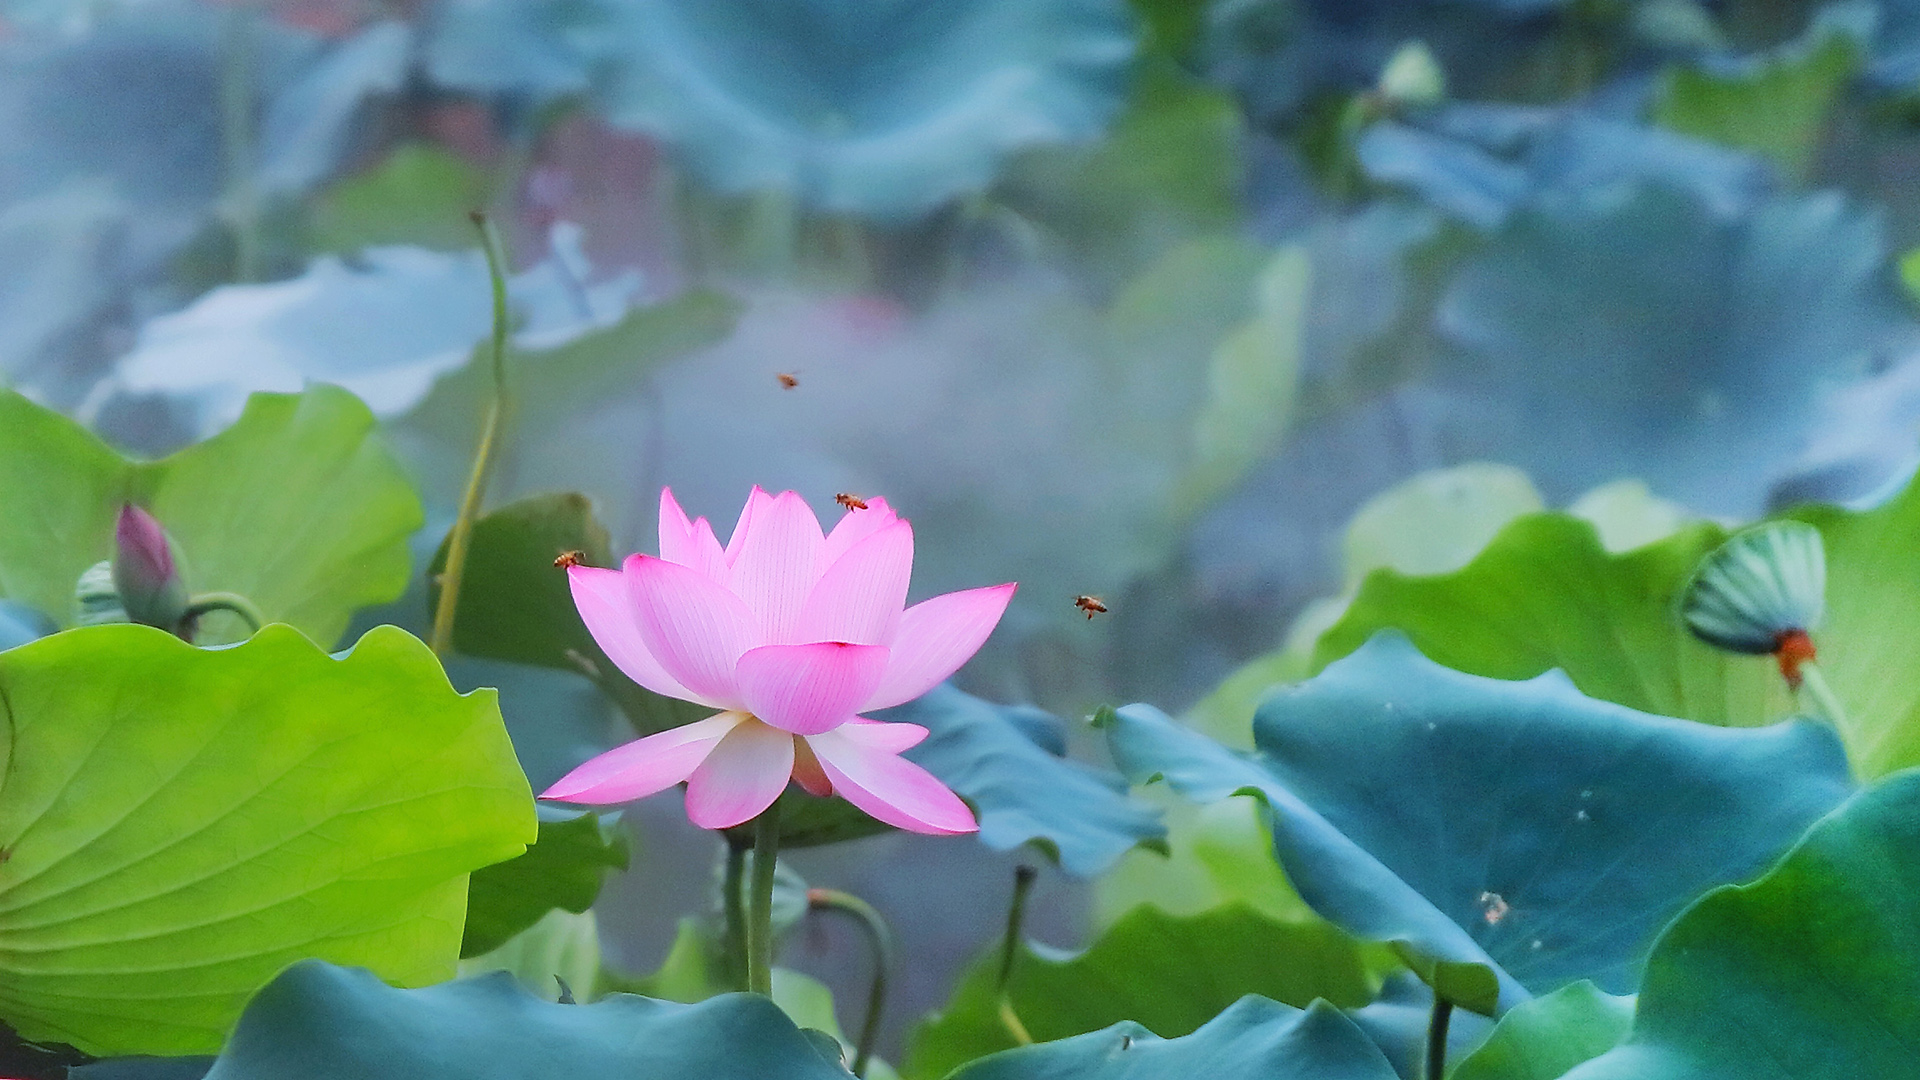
585, 0, 1139, 218
191, 960, 848, 1080
948, 996, 1399, 1080
775, 684, 1167, 868
1563, 771, 1920, 1079
1437, 182, 1910, 516
1104, 632, 1854, 1014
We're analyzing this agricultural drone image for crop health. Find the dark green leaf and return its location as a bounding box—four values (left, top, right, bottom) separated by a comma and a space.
906, 903, 1375, 1080
1652, 23, 1858, 180
307, 144, 493, 254
195, 961, 849, 1080
1564, 772, 1920, 1078
430, 492, 612, 671
947, 997, 1399, 1080
1449, 982, 1633, 1080
0, 624, 535, 1055
462, 809, 629, 958
1106, 633, 1854, 1014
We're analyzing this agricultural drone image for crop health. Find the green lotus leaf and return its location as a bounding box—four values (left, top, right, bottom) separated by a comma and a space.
1318, 473, 1920, 777
0, 386, 421, 648
1652, 14, 1859, 180
946, 996, 1399, 1080
1104, 633, 1854, 1014
461, 808, 628, 958
0, 624, 535, 1055
1562, 771, 1920, 1078
905, 902, 1374, 1080
187, 960, 847, 1080
1449, 981, 1634, 1080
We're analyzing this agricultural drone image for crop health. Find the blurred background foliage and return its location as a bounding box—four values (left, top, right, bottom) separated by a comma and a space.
9, 0, 1920, 1059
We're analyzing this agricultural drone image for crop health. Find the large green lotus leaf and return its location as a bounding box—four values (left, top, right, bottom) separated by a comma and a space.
905, 901, 1374, 1080
1319, 475, 1920, 777
0, 624, 536, 1055
947, 997, 1399, 1080
144, 388, 423, 647
1104, 633, 1854, 1014
307, 144, 493, 254
1563, 771, 1920, 1079
461, 808, 628, 958
1314, 515, 1785, 727
1449, 982, 1633, 1080
0, 389, 126, 622
192, 960, 847, 1080
0, 387, 421, 648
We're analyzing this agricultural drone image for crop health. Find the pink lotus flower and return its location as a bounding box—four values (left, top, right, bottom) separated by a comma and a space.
543, 487, 1016, 834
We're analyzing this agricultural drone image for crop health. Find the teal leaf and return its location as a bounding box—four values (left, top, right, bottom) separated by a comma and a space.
1563, 771, 1920, 1078
892, 684, 1166, 875
589, 0, 1139, 218
195, 961, 849, 1080
1437, 184, 1907, 515
946, 997, 1399, 1080
1105, 633, 1854, 1014
906, 902, 1375, 1080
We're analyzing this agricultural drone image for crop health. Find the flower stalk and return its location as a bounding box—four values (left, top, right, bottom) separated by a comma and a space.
746, 801, 783, 997
807, 888, 896, 1077
994, 865, 1038, 1046
429, 212, 512, 656
1425, 997, 1454, 1080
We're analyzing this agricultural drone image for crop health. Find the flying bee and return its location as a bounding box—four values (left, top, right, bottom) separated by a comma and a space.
835, 492, 870, 511
1478, 891, 1511, 926
776, 371, 800, 390
553, 550, 586, 569
1073, 595, 1109, 620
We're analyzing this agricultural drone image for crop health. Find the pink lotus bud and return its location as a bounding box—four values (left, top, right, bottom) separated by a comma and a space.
113, 504, 189, 633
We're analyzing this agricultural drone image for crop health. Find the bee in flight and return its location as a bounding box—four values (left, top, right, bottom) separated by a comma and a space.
1073, 595, 1108, 620
835, 492, 870, 511
777, 372, 800, 390
553, 550, 586, 569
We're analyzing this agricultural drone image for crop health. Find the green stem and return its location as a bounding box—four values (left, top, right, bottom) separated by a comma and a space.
180, 591, 265, 633
807, 889, 896, 1078
746, 802, 783, 997
994, 865, 1039, 1046
1797, 661, 1849, 731
219, 2, 260, 283
429, 213, 513, 657
1425, 997, 1454, 1080
723, 838, 750, 992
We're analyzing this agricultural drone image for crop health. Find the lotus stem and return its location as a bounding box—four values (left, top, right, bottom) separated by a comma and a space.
994, 865, 1039, 1046
1425, 997, 1453, 1080
429, 212, 512, 656
181, 592, 265, 635
807, 888, 896, 1077
220, 2, 260, 283
746, 801, 783, 997
723, 837, 750, 991
1796, 661, 1848, 731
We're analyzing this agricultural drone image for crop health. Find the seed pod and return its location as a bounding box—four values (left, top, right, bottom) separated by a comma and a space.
1680, 521, 1825, 656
